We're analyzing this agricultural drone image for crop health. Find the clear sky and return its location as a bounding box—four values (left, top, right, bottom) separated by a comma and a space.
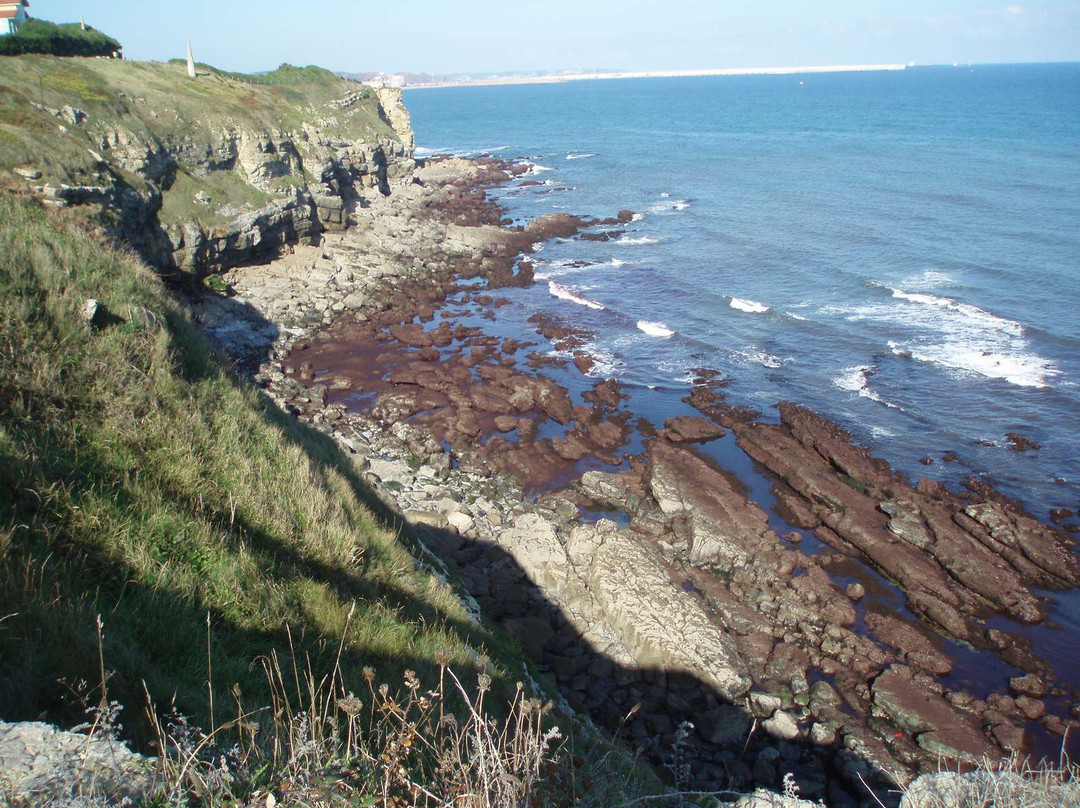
33, 1, 1080, 75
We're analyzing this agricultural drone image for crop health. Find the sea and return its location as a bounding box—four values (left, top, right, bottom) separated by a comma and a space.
407, 64, 1080, 525
405, 66, 1080, 722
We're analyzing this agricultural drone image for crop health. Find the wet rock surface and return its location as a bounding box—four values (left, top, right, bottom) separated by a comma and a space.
187, 153, 1080, 807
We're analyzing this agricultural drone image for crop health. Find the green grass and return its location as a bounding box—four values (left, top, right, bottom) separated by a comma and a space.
158, 166, 274, 230
0, 193, 512, 742
0, 191, 666, 808
0, 55, 395, 253
0, 19, 122, 58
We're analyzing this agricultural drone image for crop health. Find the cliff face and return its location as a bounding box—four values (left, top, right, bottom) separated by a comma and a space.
0, 57, 415, 278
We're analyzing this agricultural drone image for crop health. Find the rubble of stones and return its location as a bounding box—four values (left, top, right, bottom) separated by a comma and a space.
188, 156, 1078, 808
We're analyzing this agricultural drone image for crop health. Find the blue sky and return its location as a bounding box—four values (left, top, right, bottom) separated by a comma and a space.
35, 1, 1080, 74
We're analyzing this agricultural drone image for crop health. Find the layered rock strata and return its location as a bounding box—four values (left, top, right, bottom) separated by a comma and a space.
28, 109, 1078, 804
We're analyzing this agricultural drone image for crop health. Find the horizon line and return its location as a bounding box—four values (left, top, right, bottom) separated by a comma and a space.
352, 60, 1077, 90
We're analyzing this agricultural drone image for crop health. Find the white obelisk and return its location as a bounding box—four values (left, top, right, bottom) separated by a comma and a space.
186, 40, 197, 79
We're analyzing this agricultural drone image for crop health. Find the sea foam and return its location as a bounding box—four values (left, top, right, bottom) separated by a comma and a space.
637, 320, 675, 337
827, 286, 1057, 388
548, 281, 605, 310
833, 365, 899, 408
730, 298, 770, 314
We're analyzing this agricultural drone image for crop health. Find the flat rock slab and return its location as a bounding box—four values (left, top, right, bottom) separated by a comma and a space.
871, 666, 995, 764
0, 721, 160, 806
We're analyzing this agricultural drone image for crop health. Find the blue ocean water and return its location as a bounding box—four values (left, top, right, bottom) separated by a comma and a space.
407, 64, 1080, 521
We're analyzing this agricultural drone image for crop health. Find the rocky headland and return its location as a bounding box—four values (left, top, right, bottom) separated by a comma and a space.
3, 57, 1078, 808
187, 152, 1080, 805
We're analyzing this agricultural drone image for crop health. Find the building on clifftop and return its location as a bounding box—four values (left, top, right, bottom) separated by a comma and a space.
0, 0, 30, 35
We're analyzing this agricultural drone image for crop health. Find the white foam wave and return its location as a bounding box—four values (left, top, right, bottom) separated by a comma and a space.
637, 320, 675, 338
660, 192, 671, 198
730, 298, 770, 314
615, 236, 659, 246
630, 213, 644, 222
892, 289, 1051, 387
648, 199, 690, 214
902, 269, 956, 290
823, 284, 1057, 389
548, 281, 605, 310
833, 365, 899, 408
733, 349, 783, 369
581, 344, 621, 378
610, 258, 628, 268
566, 153, 595, 160
523, 163, 555, 176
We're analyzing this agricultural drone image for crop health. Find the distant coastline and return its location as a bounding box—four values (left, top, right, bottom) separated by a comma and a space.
402, 63, 908, 90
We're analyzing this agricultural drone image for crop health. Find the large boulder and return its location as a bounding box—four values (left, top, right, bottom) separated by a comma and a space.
0, 721, 161, 806
900, 770, 1080, 808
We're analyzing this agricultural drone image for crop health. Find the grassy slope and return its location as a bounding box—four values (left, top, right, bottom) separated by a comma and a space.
0, 192, 515, 741
0, 58, 393, 231
0, 19, 122, 57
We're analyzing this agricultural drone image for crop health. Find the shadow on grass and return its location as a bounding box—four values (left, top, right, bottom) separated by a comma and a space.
173, 289, 902, 806
0, 231, 898, 807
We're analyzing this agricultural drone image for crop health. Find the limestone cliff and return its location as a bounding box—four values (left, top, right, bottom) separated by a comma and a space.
0, 57, 415, 277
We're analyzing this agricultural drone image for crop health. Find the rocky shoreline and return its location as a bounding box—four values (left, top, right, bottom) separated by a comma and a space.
191, 153, 1079, 807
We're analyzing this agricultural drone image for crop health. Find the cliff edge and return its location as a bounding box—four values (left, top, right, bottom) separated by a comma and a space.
0, 57, 414, 277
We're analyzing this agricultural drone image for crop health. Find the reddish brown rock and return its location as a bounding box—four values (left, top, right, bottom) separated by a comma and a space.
864, 612, 952, 676
664, 416, 725, 443
872, 665, 996, 764
1006, 432, 1041, 452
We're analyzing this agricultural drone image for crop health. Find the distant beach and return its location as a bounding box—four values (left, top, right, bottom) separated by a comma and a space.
404, 63, 908, 90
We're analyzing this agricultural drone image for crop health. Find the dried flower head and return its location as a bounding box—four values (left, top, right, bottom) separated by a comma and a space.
477, 673, 492, 693
435, 650, 451, 668
337, 694, 363, 716
404, 670, 420, 691
363, 666, 376, 683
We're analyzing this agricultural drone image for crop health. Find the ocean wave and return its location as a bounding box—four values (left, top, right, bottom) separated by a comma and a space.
614, 236, 659, 246
523, 163, 555, 176
730, 298, 770, 314
900, 269, 957, 290
532, 259, 596, 279
824, 286, 1057, 389
630, 213, 644, 222
423, 145, 509, 158
888, 340, 1054, 389
733, 349, 783, 369
888, 288, 1024, 337
648, 199, 690, 214
833, 365, 900, 408
637, 320, 675, 338
548, 281, 605, 310
566, 152, 595, 160
580, 343, 622, 378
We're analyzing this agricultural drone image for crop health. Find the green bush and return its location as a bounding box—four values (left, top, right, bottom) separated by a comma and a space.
0, 19, 122, 58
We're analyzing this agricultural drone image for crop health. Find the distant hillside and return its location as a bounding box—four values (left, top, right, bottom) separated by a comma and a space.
0, 56, 413, 278
0, 19, 121, 57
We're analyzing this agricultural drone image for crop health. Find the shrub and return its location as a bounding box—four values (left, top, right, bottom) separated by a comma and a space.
0, 19, 122, 58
